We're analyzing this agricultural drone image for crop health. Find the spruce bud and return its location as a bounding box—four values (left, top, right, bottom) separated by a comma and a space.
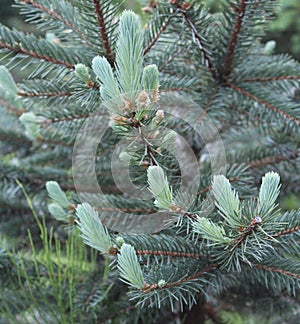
75, 63, 91, 84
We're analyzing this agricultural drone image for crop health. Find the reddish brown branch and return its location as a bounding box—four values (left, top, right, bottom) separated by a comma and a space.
228, 82, 300, 126
0, 41, 74, 69
41, 114, 90, 124
172, 1, 216, 79
248, 151, 299, 168
230, 217, 262, 252
273, 226, 300, 238
242, 75, 300, 83
160, 87, 191, 92
99, 243, 206, 261
223, 0, 246, 78
92, 0, 114, 66
198, 89, 219, 123
144, 16, 172, 56
253, 263, 300, 279
136, 249, 204, 260
18, 90, 72, 98
20, 0, 89, 44
158, 48, 181, 72
143, 263, 219, 292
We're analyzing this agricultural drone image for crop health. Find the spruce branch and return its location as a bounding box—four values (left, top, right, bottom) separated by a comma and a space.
253, 263, 300, 280
17, 0, 90, 45
198, 88, 219, 123
0, 35, 74, 69
41, 113, 93, 125
160, 86, 192, 93
18, 90, 72, 98
272, 226, 300, 238
142, 263, 219, 293
135, 249, 203, 260
92, 0, 115, 66
247, 151, 300, 168
223, 0, 246, 78
144, 15, 172, 56
241, 75, 300, 83
158, 47, 181, 72
227, 82, 300, 126
171, 1, 216, 79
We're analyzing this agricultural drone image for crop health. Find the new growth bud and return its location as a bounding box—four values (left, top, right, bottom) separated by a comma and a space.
153, 109, 164, 125
75, 63, 91, 84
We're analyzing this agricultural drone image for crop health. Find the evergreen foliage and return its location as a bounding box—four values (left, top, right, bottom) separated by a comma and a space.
0, 0, 300, 322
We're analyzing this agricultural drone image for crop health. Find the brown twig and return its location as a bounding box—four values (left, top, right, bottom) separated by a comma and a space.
248, 151, 299, 168
144, 15, 172, 56
253, 263, 300, 279
92, 0, 114, 66
20, 0, 90, 45
272, 226, 300, 238
160, 87, 191, 92
227, 82, 300, 126
158, 48, 181, 72
230, 217, 262, 252
18, 90, 72, 98
241, 75, 300, 83
223, 0, 246, 78
143, 263, 219, 292
198, 88, 219, 123
135, 249, 204, 260
172, 1, 216, 80
0, 41, 74, 69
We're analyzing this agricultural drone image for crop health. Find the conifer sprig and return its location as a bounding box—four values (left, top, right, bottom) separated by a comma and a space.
92, 0, 115, 65
16, 0, 90, 45
1, 0, 300, 319
76, 202, 112, 253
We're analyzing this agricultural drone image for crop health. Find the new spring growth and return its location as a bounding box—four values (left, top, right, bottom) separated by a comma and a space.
142, 64, 159, 103
19, 112, 43, 141
0, 66, 18, 93
0, 66, 22, 110
115, 236, 125, 248
46, 181, 70, 208
158, 279, 166, 288
147, 166, 173, 209
75, 63, 91, 85
153, 110, 164, 125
